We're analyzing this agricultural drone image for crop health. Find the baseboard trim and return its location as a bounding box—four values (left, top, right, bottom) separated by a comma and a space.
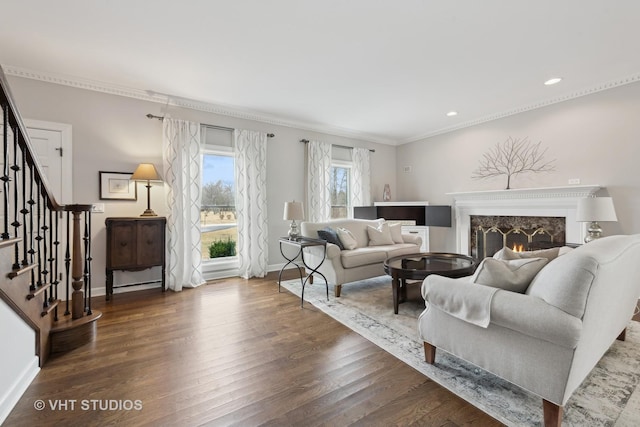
0, 356, 39, 425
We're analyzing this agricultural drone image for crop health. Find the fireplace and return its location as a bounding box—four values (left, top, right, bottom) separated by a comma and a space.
448, 185, 602, 257
471, 215, 566, 259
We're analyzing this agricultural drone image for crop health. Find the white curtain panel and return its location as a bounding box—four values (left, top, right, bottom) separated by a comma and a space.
351, 147, 372, 211
162, 118, 205, 291
306, 140, 332, 222
233, 129, 269, 279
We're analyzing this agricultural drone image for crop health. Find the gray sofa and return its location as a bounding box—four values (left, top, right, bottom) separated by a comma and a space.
419, 234, 640, 426
300, 218, 422, 297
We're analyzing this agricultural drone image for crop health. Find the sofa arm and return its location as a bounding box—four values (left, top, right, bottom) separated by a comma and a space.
402, 233, 422, 248
490, 291, 582, 348
304, 242, 341, 260
422, 275, 583, 348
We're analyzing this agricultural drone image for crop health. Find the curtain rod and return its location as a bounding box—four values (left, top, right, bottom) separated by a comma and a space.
146, 114, 275, 138
299, 139, 375, 153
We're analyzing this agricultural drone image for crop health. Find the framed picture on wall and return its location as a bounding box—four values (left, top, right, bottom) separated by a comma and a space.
99, 171, 137, 200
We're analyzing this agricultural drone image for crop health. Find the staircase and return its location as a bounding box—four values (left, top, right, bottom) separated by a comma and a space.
0, 66, 100, 366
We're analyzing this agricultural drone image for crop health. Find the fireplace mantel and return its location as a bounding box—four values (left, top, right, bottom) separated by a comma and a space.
447, 185, 602, 255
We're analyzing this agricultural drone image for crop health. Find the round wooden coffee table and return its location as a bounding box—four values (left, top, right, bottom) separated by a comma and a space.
383, 252, 477, 314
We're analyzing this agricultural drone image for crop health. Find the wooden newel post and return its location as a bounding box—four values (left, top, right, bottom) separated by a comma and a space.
71, 209, 84, 319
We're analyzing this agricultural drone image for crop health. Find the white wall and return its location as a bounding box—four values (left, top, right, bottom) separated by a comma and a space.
397, 82, 640, 251
0, 299, 39, 425
7, 76, 396, 291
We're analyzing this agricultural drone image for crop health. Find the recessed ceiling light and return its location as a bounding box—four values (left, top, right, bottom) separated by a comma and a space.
446, 111, 458, 117
544, 77, 562, 86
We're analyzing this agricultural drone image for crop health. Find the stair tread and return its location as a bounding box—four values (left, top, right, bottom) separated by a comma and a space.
27, 282, 52, 299
51, 310, 102, 332
41, 299, 61, 316
7, 263, 38, 279
0, 237, 21, 249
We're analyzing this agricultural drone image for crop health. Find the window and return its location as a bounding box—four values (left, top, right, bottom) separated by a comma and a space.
330, 164, 350, 219
201, 126, 237, 263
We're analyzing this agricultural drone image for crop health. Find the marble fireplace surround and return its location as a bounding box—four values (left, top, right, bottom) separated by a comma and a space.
448, 185, 602, 256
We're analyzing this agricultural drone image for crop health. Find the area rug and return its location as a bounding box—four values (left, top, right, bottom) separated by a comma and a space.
280, 276, 640, 427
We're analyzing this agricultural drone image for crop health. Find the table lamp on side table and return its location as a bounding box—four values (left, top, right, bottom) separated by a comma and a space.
576, 196, 618, 243
283, 201, 304, 240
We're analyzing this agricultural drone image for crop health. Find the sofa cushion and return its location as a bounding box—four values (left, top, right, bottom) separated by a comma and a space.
389, 223, 404, 244
367, 223, 394, 246
341, 247, 388, 268
526, 252, 599, 318
317, 227, 344, 249
337, 227, 358, 250
385, 243, 423, 258
472, 257, 548, 293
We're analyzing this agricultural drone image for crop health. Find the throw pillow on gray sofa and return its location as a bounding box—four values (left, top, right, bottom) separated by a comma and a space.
317, 227, 344, 249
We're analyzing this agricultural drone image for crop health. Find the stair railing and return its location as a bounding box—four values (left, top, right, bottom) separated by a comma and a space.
0, 65, 92, 321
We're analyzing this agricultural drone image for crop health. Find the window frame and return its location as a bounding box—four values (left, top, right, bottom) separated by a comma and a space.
200, 145, 239, 279
330, 160, 352, 219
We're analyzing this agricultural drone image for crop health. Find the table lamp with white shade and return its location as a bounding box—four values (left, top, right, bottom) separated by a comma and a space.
131, 163, 163, 217
283, 201, 304, 240
576, 196, 618, 243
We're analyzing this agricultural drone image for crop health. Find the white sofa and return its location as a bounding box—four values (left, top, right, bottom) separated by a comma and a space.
300, 218, 422, 297
419, 234, 640, 426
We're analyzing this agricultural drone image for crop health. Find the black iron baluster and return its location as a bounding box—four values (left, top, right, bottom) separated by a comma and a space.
41, 193, 49, 292
64, 210, 70, 315
10, 124, 21, 269
28, 165, 36, 291
53, 211, 60, 321
20, 142, 28, 267
1, 103, 9, 239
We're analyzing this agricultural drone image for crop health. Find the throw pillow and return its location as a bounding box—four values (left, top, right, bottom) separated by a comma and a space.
472, 257, 548, 293
367, 223, 394, 246
493, 246, 572, 262
337, 227, 358, 250
388, 223, 404, 244
317, 227, 344, 249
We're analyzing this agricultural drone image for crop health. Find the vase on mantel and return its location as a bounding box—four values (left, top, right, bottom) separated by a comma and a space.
383, 184, 391, 201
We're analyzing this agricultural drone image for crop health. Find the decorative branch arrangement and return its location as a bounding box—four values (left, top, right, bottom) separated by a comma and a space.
471, 136, 555, 189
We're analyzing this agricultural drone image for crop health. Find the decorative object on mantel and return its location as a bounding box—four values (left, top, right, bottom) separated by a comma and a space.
576, 196, 618, 243
383, 184, 391, 201
130, 163, 163, 216
471, 136, 555, 189
283, 201, 304, 239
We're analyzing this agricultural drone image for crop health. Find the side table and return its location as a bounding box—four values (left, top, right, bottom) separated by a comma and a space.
278, 237, 329, 307
105, 217, 166, 301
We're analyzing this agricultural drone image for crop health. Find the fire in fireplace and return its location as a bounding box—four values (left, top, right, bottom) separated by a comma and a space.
470, 215, 566, 259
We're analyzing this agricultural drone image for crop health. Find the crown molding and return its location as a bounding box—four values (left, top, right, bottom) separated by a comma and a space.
400, 73, 640, 145
6, 65, 639, 147
3, 65, 397, 146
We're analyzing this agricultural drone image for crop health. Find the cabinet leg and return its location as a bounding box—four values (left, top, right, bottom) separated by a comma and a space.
106, 269, 113, 301
162, 264, 166, 292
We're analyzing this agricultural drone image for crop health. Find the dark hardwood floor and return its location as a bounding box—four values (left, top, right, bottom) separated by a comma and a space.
5, 271, 502, 426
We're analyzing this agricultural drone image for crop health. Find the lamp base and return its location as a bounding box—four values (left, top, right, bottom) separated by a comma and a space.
140, 209, 158, 217
288, 220, 299, 240
584, 221, 603, 243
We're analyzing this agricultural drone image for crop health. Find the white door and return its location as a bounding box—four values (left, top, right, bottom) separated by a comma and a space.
24, 119, 72, 205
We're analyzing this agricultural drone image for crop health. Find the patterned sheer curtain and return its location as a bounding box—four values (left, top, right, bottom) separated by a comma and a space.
162, 118, 206, 291
234, 129, 269, 279
351, 147, 372, 211
306, 140, 332, 222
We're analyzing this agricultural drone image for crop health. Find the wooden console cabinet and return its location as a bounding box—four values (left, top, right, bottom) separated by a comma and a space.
105, 217, 166, 300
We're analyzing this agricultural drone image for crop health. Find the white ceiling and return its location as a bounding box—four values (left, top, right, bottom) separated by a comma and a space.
2, 1, 640, 145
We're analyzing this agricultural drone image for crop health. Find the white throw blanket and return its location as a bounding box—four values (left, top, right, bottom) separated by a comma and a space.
422, 275, 499, 328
